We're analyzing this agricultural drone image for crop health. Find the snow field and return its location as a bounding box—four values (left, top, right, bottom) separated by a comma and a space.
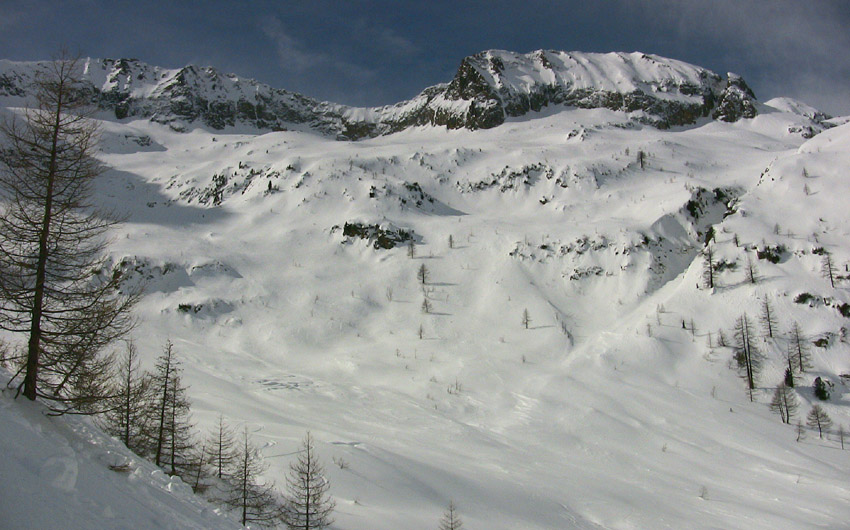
3, 99, 849, 528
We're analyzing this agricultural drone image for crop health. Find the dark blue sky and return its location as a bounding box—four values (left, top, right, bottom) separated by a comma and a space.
2, 0, 848, 114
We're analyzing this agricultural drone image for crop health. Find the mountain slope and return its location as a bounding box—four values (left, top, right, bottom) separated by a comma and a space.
1, 51, 849, 529
80, 106, 849, 529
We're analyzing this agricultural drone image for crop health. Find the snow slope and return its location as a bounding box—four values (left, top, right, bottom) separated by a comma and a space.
0, 371, 240, 529
2, 52, 849, 529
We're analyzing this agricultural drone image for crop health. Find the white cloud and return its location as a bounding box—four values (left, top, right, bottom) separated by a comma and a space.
351, 19, 420, 58
258, 16, 378, 103
259, 17, 328, 74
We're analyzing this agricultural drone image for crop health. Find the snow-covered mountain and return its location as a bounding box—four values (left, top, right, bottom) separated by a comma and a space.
0, 57, 353, 135
1, 50, 849, 529
1, 50, 788, 138
362, 49, 760, 131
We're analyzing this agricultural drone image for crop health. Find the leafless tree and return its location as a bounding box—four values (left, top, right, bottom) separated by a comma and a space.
99, 340, 153, 454
418, 263, 430, 285
769, 383, 799, 424
807, 405, 833, 439
702, 245, 717, 289
744, 254, 759, 284
150, 340, 194, 476
734, 313, 761, 400
0, 338, 9, 368
822, 251, 837, 288
0, 54, 138, 410
716, 328, 728, 348
206, 414, 239, 480
788, 321, 811, 372
759, 296, 777, 338
165, 373, 195, 476
225, 427, 285, 527
438, 501, 464, 530
283, 431, 335, 530
796, 420, 805, 442
187, 439, 212, 493
522, 309, 531, 329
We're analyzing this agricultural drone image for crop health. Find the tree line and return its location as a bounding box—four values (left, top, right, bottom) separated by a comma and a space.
101, 339, 335, 528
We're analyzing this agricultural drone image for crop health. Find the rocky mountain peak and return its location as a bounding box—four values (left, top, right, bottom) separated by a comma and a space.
415, 50, 732, 130
712, 73, 758, 122
1, 50, 832, 139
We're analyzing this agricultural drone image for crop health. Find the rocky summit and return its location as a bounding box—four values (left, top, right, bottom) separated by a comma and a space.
0, 50, 792, 139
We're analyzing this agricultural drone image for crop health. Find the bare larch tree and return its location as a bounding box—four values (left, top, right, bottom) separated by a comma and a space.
225, 427, 285, 527
99, 340, 153, 454
759, 296, 777, 338
821, 251, 837, 288
283, 431, 335, 530
806, 405, 833, 439
150, 340, 194, 476
438, 501, 464, 530
788, 321, 811, 373
0, 54, 137, 410
206, 414, 239, 480
734, 313, 760, 400
769, 382, 799, 424
702, 245, 716, 289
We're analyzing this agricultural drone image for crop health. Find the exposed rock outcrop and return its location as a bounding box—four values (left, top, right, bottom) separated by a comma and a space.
712, 73, 758, 122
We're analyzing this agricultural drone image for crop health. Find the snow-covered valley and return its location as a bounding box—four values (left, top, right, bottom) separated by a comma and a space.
2, 52, 850, 529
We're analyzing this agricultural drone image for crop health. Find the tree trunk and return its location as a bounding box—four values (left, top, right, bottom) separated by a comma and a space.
124, 355, 132, 446
154, 353, 171, 467
23, 80, 65, 400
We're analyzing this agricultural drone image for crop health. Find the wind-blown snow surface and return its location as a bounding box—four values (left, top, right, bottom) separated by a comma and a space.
0, 371, 239, 529
4, 100, 850, 528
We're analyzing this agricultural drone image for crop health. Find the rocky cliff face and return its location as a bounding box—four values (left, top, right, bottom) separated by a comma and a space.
0, 58, 352, 134
0, 50, 781, 138
384, 50, 751, 131
87, 58, 352, 134
711, 73, 758, 122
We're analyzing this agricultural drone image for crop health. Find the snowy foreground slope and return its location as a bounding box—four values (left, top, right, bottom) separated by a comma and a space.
0, 371, 239, 529
3, 52, 850, 529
